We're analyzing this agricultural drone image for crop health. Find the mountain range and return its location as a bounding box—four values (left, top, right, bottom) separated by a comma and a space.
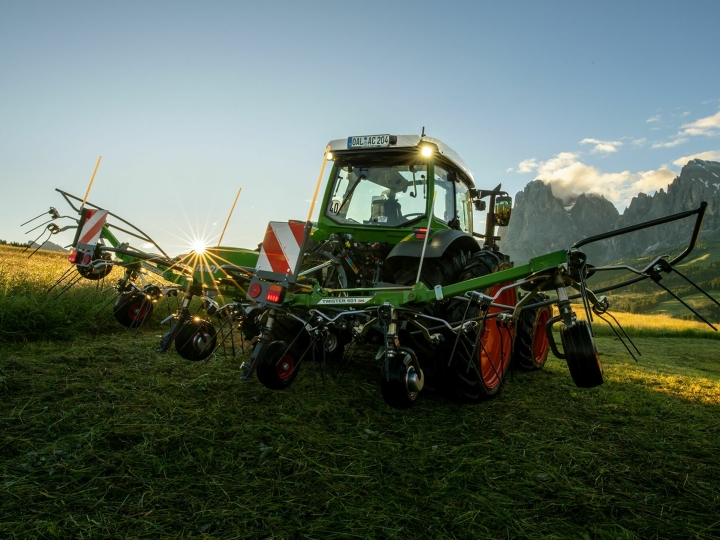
500, 159, 720, 265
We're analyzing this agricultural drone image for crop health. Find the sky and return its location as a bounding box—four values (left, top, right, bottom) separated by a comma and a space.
1, 0, 719, 254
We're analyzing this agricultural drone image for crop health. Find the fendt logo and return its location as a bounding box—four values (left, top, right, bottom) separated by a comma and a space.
197, 264, 221, 274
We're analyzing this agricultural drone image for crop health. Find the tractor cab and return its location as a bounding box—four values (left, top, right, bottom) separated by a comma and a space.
314, 134, 480, 244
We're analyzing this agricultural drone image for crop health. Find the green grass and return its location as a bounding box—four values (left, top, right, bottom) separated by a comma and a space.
2, 246, 720, 538
1, 334, 719, 539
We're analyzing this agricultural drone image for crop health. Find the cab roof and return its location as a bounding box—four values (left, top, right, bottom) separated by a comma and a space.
327, 134, 475, 188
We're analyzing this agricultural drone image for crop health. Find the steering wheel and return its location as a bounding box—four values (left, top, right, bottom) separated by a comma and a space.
402, 213, 425, 220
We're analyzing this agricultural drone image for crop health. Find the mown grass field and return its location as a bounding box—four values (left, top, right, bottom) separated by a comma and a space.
1, 246, 719, 539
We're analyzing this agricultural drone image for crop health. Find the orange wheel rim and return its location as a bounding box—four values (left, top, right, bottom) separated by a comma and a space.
478, 285, 515, 389
533, 308, 551, 364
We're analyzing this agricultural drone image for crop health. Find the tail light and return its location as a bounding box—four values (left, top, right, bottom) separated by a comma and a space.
67, 250, 78, 263
265, 284, 285, 304
413, 227, 427, 240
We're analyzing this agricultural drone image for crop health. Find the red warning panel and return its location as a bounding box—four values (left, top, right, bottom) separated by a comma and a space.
256, 221, 306, 276
77, 209, 108, 247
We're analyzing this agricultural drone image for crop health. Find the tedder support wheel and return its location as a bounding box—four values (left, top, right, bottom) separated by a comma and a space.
513, 294, 552, 371
175, 319, 217, 361
256, 340, 300, 390
78, 262, 113, 281
380, 346, 424, 409
113, 292, 154, 329
560, 320, 603, 388
445, 250, 515, 402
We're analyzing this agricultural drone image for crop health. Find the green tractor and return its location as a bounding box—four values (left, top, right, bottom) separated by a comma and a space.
241, 133, 555, 406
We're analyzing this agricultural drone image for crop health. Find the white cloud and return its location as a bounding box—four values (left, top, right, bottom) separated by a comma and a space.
521, 152, 676, 207
672, 150, 720, 167
517, 158, 539, 173
579, 138, 622, 154
679, 110, 720, 137
647, 115, 661, 123
652, 138, 688, 149
631, 138, 646, 146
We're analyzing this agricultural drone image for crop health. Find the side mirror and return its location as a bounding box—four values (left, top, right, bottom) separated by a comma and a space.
493, 195, 512, 227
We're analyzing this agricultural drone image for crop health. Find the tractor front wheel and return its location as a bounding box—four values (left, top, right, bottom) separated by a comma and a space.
513, 294, 552, 371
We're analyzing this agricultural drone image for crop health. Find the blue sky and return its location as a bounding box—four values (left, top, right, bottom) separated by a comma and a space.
1, 0, 719, 253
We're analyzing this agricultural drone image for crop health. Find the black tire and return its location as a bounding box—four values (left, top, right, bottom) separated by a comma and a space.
175, 319, 217, 361
113, 292, 154, 329
323, 329, 350, 363
392, 250, 469, 290
560, 320, 603, 388
513, 294, 552, 371
256, 340, 300, 390
392, 250, 469, 372
380, 346, 423, 409
444, 250, 515, 402
78, 262, 113, 281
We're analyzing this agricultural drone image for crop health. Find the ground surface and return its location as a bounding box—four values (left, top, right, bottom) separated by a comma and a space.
1, 333, 719, 539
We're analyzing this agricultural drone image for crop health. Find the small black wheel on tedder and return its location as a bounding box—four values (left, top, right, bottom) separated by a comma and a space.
560, 320, 603, 388
113, 292, 155, 329
256, 340, 300, 390
175, 319, 217, 361
380, 346, 424, 409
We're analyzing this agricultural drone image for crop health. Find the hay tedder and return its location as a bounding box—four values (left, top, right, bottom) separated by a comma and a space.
25, 134, 717, 408
24, 183, 260, 361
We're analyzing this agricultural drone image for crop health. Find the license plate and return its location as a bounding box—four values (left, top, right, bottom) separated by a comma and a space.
348, 134, 391, 148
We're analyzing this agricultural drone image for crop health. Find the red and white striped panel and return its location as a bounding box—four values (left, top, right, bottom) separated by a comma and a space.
256, 221, 306, 276
78, 209, 108, 247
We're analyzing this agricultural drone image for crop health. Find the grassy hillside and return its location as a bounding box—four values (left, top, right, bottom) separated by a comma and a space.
585, 238, 720, 323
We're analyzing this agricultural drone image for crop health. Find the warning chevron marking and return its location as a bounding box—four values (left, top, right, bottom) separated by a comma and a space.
256, 221, 306, 276
78, 209, 108, 247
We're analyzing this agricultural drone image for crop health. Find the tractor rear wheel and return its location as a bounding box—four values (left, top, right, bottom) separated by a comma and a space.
256, 340, 300, 390
392, 250, 469, 378
114, 292, 154, 329
175, 319, 217, 361
560, 320, 603, 388
444, 250, 515, 402
512, 294, 552, 371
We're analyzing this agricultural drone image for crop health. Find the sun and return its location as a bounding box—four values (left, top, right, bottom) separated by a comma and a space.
190, 239, 207, 254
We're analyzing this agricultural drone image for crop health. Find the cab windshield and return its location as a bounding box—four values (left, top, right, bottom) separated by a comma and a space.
325, 157, 429, 227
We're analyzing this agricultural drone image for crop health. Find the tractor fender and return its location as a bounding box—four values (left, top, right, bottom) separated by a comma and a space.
384, 229, 481, 273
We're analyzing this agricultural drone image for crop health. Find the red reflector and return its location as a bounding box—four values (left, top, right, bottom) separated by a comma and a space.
67, 250, 78, 263
414, 227, 427, 239
248, 283, 262, 298
82, 254, 91, 265
265, 284, 284, 304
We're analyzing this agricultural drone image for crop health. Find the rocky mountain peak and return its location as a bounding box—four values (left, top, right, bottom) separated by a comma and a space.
500, 160, 720, 264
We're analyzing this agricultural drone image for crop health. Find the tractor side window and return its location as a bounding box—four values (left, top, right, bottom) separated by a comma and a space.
433, 166, 455, 224
455, 182, 470, 233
